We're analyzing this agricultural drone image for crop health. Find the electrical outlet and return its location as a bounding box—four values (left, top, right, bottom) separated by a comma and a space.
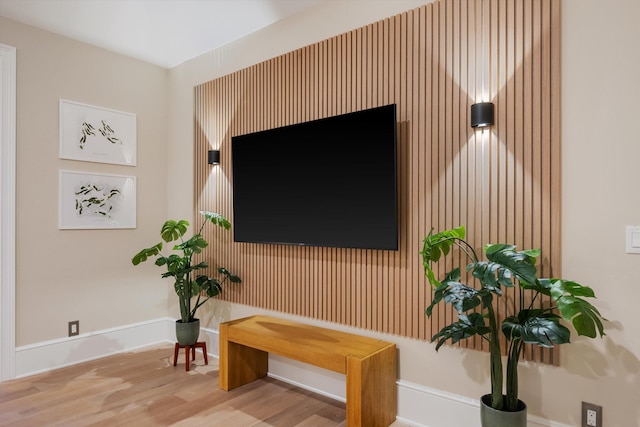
582, 402, 602, 427
68, 320, 79, 337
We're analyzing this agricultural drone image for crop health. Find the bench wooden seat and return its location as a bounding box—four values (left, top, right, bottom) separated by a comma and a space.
219, 315, 397, 427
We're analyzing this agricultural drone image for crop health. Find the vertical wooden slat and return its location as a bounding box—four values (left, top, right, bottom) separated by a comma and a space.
413, 8, 423, 337
488, 0, 497, 249
416, 5, 428, 339
193, 0, 561, 363
496, 0, 506, 246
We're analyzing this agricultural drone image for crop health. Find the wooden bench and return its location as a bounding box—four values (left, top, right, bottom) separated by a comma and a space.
219, 315, 397, 427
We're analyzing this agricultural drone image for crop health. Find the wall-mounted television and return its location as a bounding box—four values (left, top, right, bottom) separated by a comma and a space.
231, 104, 398, 250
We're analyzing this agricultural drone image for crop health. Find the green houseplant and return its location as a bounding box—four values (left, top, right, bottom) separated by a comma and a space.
132, 210, 241, 345
420, 226, 605, 425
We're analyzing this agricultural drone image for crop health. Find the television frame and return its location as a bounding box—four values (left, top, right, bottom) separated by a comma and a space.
231, 104, 398, 251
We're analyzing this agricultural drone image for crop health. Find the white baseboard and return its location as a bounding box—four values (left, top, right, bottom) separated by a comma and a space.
14, 317, 175, 378
396, 380, 480, 427
14, 319, 570, 427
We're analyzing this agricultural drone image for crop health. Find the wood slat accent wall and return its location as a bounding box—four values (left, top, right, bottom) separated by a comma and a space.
194, 0, 561, 362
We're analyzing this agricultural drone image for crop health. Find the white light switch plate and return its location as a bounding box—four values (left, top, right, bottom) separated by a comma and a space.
626, 226, 640, 254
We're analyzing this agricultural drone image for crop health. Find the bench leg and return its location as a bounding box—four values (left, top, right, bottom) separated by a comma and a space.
219, 323, 268, 390
346, 345, 397, 427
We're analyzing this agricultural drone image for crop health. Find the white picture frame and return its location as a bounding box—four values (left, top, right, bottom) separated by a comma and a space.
59, 99, 137, 166
59, 170, 136, 229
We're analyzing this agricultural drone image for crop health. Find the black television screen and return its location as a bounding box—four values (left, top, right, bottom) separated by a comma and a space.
231, 104, 398, 250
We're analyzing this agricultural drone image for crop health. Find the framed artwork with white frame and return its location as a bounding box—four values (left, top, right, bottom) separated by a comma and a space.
59, 99, 137, 166
59, 170, 136, 229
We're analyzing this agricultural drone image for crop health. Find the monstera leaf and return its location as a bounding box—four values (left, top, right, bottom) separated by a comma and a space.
469, 244, 540, 293
529, 278, 606, 339
502, 310, 571, 347
420, 226, 468, 287
200, 210, 231, 230
174, 235, 208, 257
131, 242, 162, 265
161, 219, 190, 242
218, 267, 242, 283
432, 313, 490, 351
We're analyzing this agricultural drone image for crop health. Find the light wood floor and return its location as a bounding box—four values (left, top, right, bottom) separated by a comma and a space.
0, 345, 408, 426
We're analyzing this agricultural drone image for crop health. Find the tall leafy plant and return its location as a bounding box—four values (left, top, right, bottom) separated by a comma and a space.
132, 211, 241, 323
420, 226, 605, 411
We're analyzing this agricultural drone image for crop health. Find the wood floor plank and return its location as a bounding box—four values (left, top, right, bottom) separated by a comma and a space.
0, 345, 406, 426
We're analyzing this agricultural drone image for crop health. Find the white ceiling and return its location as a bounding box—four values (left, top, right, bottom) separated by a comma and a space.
0, 0, 329, 68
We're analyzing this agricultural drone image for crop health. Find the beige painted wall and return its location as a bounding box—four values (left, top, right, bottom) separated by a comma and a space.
169, 0, 640, 426
558, 0, 640, 424
2, 0, 639, 425
0, 17, 171, 345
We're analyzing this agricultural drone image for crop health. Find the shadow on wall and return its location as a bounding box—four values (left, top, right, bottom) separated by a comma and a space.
521, 319, 638, 425
565, 320, 640, 424
199, 299, 234, 328
461, 346, 490, 386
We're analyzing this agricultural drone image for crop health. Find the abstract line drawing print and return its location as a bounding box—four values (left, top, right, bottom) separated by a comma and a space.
74, 183, 121, 219
60, 170, 136, 229
60, 99, 136, 166
79, 120, 122, 150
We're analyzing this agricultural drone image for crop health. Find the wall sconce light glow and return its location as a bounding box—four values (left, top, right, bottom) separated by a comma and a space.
208, 149, 220, 165
471, 102, 495, 128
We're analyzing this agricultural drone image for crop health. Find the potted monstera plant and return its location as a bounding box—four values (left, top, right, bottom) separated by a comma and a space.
132, 210, 241, 346
420, 226, 605, 427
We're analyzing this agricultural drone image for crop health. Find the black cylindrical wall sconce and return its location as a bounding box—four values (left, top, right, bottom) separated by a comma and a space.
471, 102, 495, 128
208, 150, 220, 165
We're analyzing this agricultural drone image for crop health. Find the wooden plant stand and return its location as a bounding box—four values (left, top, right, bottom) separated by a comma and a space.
173, 341, 208, 372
